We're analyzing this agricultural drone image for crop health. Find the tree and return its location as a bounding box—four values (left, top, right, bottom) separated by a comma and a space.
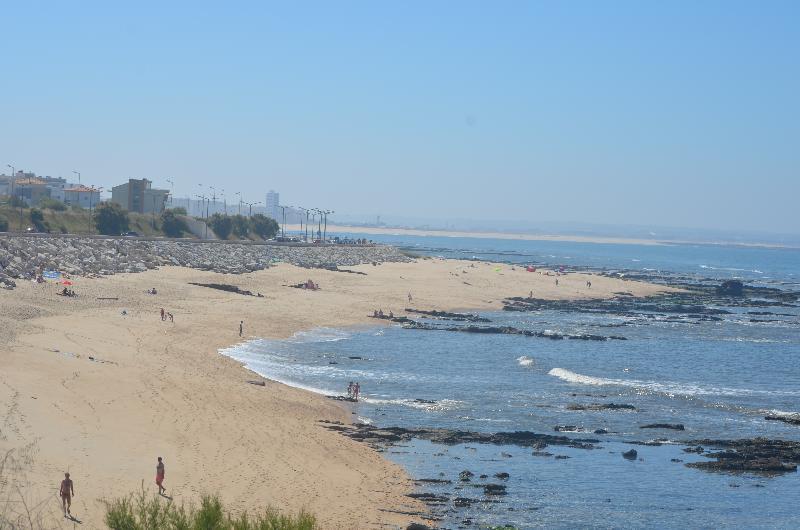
160, 209, 189, 238
0, 215, 8, 232
9, 196, 27, 208
250, 214, 279, 240
231, 215, 249, 238
29, 208, 50, 232
93, 202, 130, 235
38, 198, 67, 211
167, 206, 187, 215
208, 213, 232, 239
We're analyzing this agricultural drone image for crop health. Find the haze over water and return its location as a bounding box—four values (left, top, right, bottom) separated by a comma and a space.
223, 235, 800, 528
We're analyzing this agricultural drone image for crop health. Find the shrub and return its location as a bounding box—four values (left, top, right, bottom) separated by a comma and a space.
103, 491, 317, 530
250, 214, 279, 240
167, 206, 188, 215
9, 196, 27, 208
29, 208, 50, 232
38, 197, 68, 211
93, 202, 130, 235
209, 213, 232, 239
231, 215, 249, 238
0, 215, 8, 232
161, 210, 189, 238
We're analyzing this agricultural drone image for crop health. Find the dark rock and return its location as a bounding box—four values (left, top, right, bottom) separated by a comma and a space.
554, 455, 571, 460
459, 470, 474, 482
532, 451, 553, 457
684, 446, 704, 454
407, 524, 434, 530
405, 308, 491, 323
479, 474, 488, 479
567, 403, 637, 411
494, 472, 510, 480
622, 449, 638, 460
641, 423, 685, 431
454, 497, 473, 508
483, 483, 507, 495
594, 429, 609, 435
716, 280, 744, 297
682, 438, 800, 474
765, 415, 800, 426
671, 458, 684, 463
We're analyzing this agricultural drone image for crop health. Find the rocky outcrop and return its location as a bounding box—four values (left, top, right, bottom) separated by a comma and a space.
716, 280, 744, 297
640, 423, 685, 431
683, 438, 800, 474
567, 403, 637, 411
0, 235, 410, 285
319, 421, 599, 450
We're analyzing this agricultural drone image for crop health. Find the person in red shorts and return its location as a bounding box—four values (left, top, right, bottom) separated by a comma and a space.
156, 456, 166, 495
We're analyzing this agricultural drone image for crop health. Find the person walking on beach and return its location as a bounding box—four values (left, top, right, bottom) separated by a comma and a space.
59, 472, 74, 518
587, 280, 592, 288
408, 292, 413, 304
160, 308, 165, 321
353, 382, 361, 401
555, 278, 559, 287
239, 321, 244, 337
347, 381, 354, 399
156, 457, 166, 495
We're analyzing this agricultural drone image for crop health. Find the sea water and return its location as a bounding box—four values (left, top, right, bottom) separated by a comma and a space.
221, 237, 800, 528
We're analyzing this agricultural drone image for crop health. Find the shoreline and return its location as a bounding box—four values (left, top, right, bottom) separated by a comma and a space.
294, 223, 800, 250
1, 258, 672, 528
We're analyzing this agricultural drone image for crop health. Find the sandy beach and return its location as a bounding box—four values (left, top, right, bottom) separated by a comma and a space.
1, 258, 672, 528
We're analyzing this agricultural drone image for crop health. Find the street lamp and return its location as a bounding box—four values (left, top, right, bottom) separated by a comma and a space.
72, 170, 81, 185
166, 178, 174, 207
235, 192, 242, 215
297, 207, 310, 242
246, 201, 262, 217
196, 194, 208, 238
321, 210, 334, 242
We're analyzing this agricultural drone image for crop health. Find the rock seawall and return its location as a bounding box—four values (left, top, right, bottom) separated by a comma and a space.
0, 235, 410, 288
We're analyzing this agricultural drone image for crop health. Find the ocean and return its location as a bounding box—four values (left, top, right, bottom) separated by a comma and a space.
221, 234, 800, 529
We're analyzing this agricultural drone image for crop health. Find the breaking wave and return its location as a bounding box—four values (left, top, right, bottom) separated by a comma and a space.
547, 368, 800, 398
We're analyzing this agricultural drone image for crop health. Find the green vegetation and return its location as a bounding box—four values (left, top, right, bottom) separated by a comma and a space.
168, 206, 188, 215
209, 213, 233, 239
93, 202, 130, 235
103, 491, 317, 530
0, 214, 8, 232
250, 214, 279, 240
161, 210, 190, 238
29, 208, 50, 232
231, 215, 249, 238
38, 197, 68, 211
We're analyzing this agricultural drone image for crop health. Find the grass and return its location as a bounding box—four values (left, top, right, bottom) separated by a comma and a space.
103, 489, 318, 530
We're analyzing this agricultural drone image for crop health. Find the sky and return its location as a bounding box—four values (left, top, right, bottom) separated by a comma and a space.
1, 1, 798, 234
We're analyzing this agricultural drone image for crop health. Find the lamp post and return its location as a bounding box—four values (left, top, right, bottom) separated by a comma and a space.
196, 194, 208, 238
321, 210, 334, 242
72, 170, 81, 185
235, 192, 241, 215
6, 164, 18, 230
166, 178, 174, 207
297, 207, 310, 242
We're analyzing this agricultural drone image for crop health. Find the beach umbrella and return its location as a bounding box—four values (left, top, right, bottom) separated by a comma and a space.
61, 280, 73, 286
43, 270, 61, 279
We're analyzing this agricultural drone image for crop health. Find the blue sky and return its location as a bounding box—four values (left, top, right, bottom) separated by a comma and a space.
2, 1, 798, 233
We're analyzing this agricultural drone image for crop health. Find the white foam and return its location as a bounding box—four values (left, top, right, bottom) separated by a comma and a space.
288, 328, 351, 343
516, 355, 535, 367
547, 368, 800, 398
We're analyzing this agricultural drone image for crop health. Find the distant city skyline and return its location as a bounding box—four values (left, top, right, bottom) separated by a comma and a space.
2, 2, 798, 234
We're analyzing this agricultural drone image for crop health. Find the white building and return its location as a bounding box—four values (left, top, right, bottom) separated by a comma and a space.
265, 190, 279, 220
64, 186, 102, 209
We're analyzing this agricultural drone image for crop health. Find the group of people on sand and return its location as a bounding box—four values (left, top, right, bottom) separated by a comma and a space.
372, 309, 394, 319
147, 287, 158, 295
59, 287, 77, 297
58, 457, 167, 520
347, 381, 361, 401
160, 307, 174, 322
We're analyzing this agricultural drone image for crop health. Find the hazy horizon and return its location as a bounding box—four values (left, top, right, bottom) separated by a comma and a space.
2, 1, 798, 234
